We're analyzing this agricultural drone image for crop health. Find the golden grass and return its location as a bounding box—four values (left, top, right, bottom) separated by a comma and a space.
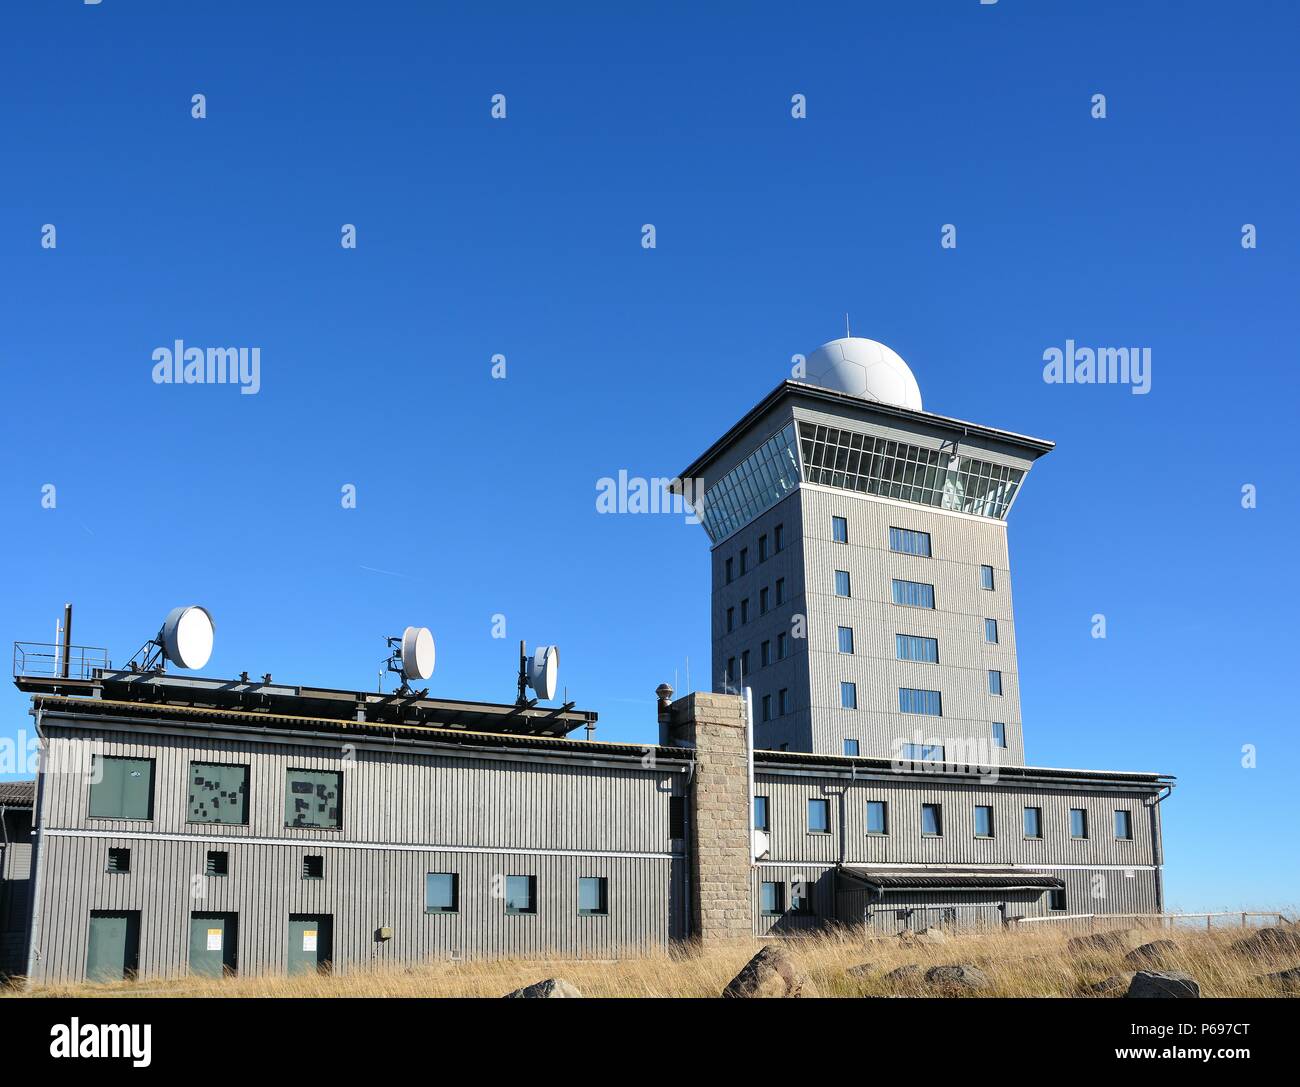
8, 920, 1299, 998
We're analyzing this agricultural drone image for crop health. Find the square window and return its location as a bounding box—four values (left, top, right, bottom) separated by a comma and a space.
974, 805, 994, 838
505, 875, 537, 914
840, 681, 857, 710
834, 570, 851, 597
843, 739, 859, 757
992, 722, 1007, 748
89, 756, 154, 820
760, 881, 784, 916
1114, 810, 1133, 840
106, 847, 130, 874
866, 800, 888, 835
754, 795, 770, 831
807, 798, 831, 833
921, 803, 943, 837
284, 768, 342, 830
837, 626, 854, 654
980, 564, 995, 591
1024, 807, 1043, 839
832, 516, 848, 543
426, 872, 459, 912
188, 761, 249, 825
578, 876, 608, 916
1071, 809, 1089, 839
984, 618, 999, 644
205, 850, 229, 877
302, 855, 324, 879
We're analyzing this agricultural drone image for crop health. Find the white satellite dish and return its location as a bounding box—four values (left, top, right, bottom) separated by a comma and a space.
399, 626, 436, 681
528, 645, 559, 701
159, 606, 215, 670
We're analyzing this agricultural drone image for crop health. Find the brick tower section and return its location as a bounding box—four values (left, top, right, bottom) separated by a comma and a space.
661, 689, 754, 945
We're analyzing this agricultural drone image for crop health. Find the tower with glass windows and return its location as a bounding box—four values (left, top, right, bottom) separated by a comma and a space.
675, 337, 1054, 765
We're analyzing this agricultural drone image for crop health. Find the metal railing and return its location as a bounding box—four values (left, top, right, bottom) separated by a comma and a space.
12, 641, 110, 681
1012, 910, 1292, 930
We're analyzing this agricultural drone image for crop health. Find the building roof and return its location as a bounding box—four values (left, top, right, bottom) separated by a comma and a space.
839, 865, 1065, 892
0, 780, 35, 807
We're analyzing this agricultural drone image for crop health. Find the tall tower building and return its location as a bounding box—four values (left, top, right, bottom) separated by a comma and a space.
677, 336, 1054, 765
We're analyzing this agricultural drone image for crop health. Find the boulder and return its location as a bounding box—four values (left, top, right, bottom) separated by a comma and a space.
722, 946, 815, 998
1066, 929, 1133, 955
1259, 966, 1300, 993
1125, 970, 1200, 998
1083, 972, 1135, 996
898, 926, 949, 947
1124, 940, 1180, 968
504, 977, 582, 998
845, 962, 877, 979
924, 964, 991, 992
1231, 927, 1300, 958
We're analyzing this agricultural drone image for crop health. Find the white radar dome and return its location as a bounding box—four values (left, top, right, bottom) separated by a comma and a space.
802, 337, 923, 411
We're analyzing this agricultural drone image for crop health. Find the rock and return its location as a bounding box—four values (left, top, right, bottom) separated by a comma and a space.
1066, 929, 1133, 955
924, 964, 991, 992
722, 946, 815, 998
503, 977, 582, 998
1259, 967, 1300, 992
883, 964, 923, 988
1232, 927, 1300, 958
1124, 940, 1179, 968
845, 963, 877, 979
1125, 970, 1200, 998
1083, 972, 1135, 996
898, 926, 948, 947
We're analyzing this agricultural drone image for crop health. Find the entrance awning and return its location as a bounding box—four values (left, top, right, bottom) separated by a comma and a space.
838, 866, 1064, 892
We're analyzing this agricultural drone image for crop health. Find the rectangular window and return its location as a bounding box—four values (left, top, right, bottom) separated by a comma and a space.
778, 688, 790, 714
578, 877, 608, 916
669, 796, 686, 839
921, 803, 943, 837
843, 739, 859, 756
974, 805, 994, 839
302, 855, 324, 880
206, 850, 228, 877
777, 633, 787, 660
980, 564, 995, 591
425, 872, 459, 913
1024, 806, 1043, 839
759, 587, 769, 614
1049, 888, 1067, 912
754, 795, 770, 831
832, 516, 848, 543
761, 693, 771, 722
106, 847, 131, 874
1114, 810, 1133, 840
992, 721, 1007, 748
899, 687, 942, 716
760, 881, 784, 916
758, 534, 769, 562
834, 570, 851, 597
902, 742, 945, 762
726, 657, 736, 683
774, 524, 784, 552
775, 577, 785, 605
891, 579, 935, 608
984, 618, 999, 643
741, 599, 750, 624
741, 650, 751, 677
988, 670, 1003, 695
505, 875, 537, 914
889, 527, 932, 557
726, 607, 734, 633
761, 640, 771, 667
895, 633, 939, 663
285, 769, 343, 829
807, 798, 831, 833
725, 557, 734, 584
866, 800, 888, 835
1071, 809, 1089, 839
840, 681, 857, 710
188, 762, 250, 825
88, 756, 154, 820
837, 626, 855, 654
740, 548, 748, 575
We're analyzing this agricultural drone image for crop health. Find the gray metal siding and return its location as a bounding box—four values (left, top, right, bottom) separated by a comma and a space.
1, 807, 33, 975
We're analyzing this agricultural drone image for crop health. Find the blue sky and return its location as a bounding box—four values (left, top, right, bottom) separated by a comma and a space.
1, 1, 1297, 911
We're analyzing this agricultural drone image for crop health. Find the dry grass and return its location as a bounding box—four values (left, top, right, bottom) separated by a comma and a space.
8, 920, 1300, 998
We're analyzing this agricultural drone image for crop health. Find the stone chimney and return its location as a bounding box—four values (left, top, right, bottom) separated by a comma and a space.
659, 688, 754, 945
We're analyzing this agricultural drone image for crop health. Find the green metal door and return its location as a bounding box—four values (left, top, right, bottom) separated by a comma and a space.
287, 914, 332, 975
86, 911, 140, 981
189, 912, 237, 976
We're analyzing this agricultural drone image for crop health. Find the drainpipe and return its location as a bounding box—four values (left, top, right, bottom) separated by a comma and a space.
24, 707, 47, 985
744, 686, 755, 862
1147, 785, 1172, 914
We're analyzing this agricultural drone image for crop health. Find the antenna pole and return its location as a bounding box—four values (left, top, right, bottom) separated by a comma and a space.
845, 312, 851, 339
517, 639, 528, 704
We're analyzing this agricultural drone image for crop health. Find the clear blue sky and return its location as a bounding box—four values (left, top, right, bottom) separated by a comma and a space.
1, 1, 1296, 912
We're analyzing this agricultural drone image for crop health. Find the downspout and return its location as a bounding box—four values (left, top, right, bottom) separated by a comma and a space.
1148, 785, 1172, 914
744, 686, 755, 862
24, 706, 47, 986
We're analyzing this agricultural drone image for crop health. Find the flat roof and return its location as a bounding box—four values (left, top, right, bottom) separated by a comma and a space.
677, 380, 1056, 482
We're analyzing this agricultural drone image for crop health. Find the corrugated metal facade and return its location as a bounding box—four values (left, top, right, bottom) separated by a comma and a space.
1, 805, 33, 975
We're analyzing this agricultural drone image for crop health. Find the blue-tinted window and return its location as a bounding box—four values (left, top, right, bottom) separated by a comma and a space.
974, 805, 994, 838
891, 579, 935, 608
778, 688, 790, 714
921, 803, 943, 836
896, 634, 939, 663
726, 608, 734, 633
1024, 807, 1043, 839
760, 587, 769, 614
758, 535, 768, 562
889, 527, 932, 557
988, 670, 1003, 695
841, 682, 857, 710
866, 801, 888, 834
761, 640, 771, 667
754, 795, 769, 831
837, 626, 854, 654
761, 694, 771, 722
760, 881, 784, 916
774, 524, 784, 551
725, 557, 734, 584
835, 570, 851, 597
832, 516, 848, 543
777, 633, 787, 660
505, 875, 536, 914
1070, 809, 1089, 839
980, 564, 995, 590
902, 742, 945, 762
741, 599, 749, 624
425, 872, 458, 913
992, 722, 1007, 748
775, 577, 785, 605
1114, 810, 1133, 840
699, 423, 801, 544
843, 739, 859, 756
984, 618, 999, 643
899, 687, 942, 716
578, 876, 607, 916
807, 799, 831, 833
739, 548, 748, 575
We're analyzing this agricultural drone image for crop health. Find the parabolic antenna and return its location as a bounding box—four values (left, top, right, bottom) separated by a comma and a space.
399, 626, 436, 681
159, 606, 215, 670
528, 645, 559, 701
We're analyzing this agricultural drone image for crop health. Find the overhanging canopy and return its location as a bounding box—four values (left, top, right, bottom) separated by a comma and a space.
839, 866, 1064, 893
